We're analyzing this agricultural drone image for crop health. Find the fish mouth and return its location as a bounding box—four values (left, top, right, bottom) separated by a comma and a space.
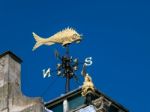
76, 39, 81, 43
76, 41, 80, 43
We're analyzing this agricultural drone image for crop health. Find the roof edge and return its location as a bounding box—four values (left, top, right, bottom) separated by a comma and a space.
0, 51, 22, 63
45, 87, 129, 112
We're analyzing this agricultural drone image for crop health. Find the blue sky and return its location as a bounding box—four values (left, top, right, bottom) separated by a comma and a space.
0, 0, 150, 111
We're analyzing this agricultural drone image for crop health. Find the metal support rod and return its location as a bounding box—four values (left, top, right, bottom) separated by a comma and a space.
65, 44, 70, 93
65, 44, 69, 57
65, 74, 70, 93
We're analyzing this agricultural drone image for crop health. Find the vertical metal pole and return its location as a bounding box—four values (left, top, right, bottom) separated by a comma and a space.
65, 74, 70, 93
65, 44, 70, 93
66, 45, 69, 56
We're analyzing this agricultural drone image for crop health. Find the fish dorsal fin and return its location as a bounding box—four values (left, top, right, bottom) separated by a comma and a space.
52, 27, 78, 39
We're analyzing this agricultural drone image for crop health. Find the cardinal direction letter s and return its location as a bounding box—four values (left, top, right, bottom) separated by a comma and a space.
84, 57, 93, 66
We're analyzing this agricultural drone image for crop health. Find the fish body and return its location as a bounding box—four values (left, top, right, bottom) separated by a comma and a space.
32, 28, 82, 51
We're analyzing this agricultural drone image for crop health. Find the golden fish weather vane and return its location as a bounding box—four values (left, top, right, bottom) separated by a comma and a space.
32, 27, 94, 103
32, 27, 82, 51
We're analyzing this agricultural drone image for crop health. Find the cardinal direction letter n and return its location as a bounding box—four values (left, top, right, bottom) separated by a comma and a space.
43, 68, 51, 78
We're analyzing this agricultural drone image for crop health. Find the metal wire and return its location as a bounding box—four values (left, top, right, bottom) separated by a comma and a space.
40, 75, 58, 97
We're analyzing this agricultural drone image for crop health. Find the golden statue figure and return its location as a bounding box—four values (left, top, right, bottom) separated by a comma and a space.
81, 73, 95, 97
32, 28, 82, 51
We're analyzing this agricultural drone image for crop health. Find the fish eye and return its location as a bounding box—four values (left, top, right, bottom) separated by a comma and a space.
73, 34, 77, 36
72, 36, 76, 40
72, 34, 77, 40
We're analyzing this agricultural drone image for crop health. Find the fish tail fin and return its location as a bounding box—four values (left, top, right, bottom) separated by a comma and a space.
32, 32, 45, 51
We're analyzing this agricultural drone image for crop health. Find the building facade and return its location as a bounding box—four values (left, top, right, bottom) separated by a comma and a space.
0, 51, 44, 112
